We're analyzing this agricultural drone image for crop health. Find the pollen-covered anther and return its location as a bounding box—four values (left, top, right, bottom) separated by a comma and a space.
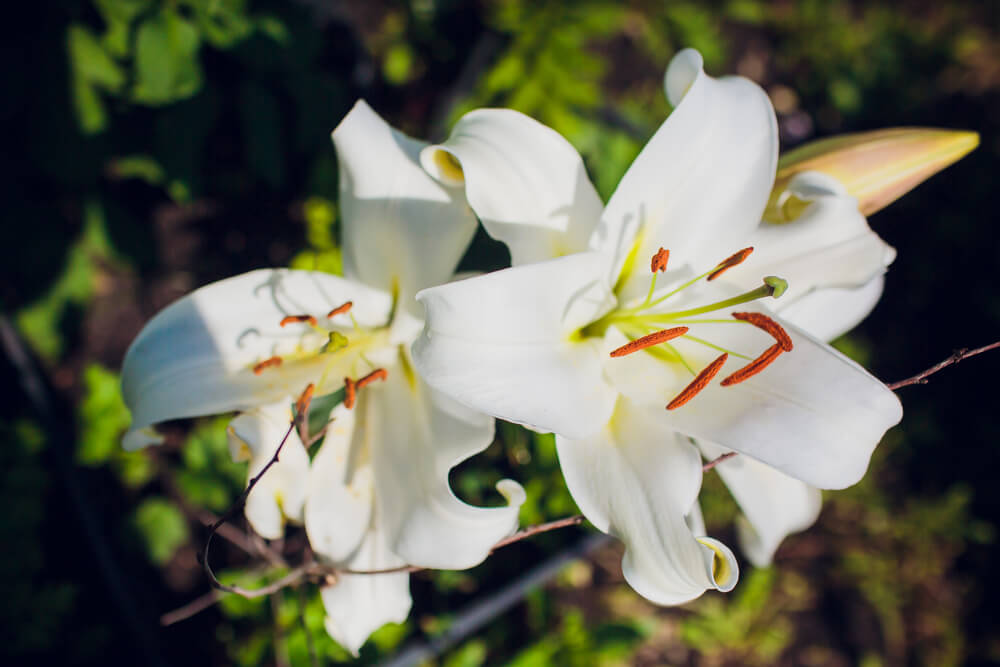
666, 353, 728, 410
731, 311, 794, 351
650, 247, 670, 273
295, 383, 316, 419
610, 326, 689, 357
280, 314, 318, 327
327, 301, 353, 318
252, 356, 283, 375
356, 368, 388, 389
343, 369, 387, 410
343, 377, 357, 409
707, 247, 754, 281
720, 343, 784, 386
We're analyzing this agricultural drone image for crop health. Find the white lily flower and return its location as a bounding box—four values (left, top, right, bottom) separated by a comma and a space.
413, 49, 902, 603
121, 100, 525, 654
700, 170, 894, 565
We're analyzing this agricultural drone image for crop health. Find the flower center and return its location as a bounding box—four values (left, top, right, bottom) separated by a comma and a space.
250, 299, 390, 407
592, 247, 796, 410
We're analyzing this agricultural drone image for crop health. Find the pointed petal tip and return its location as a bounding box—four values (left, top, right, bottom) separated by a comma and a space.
769, 127, 980, 220
331, 98, 376, 142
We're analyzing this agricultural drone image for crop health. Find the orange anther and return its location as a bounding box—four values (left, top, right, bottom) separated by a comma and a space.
707, 247, 754, 281
343, 377, 357, 409
252, 356, 283, 374
610, 327, 689, 358
720, 343, 784, 386
280, 314, 318, 327
295, 383, 316, 419
342, 368, 387, 410
650, 248, 670, 273
356, 368, 388, 389
731, 311, 794, 351
327, 301, 353, 318
666, 353, 728, 410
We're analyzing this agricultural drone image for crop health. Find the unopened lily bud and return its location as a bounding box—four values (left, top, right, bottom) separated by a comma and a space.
764, 127, 978, 222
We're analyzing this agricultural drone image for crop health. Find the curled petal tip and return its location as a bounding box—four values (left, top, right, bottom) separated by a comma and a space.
420, 146, 465, 186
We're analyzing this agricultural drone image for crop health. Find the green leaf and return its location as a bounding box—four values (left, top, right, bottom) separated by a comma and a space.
67, 24, 126, 133
68, 25, 126, 91
76, 364, 131, 465
186, 0, 253, 48
304, 387, 346, 442
94, 0, 152, 24
16, 200, 114, 361
131, 497, 189, 565
132, 9, 203, 105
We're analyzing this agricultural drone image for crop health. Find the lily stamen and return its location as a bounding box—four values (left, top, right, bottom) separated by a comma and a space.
343, 377, 357, 409
356, 368, 388, 389
666, 352, 728, 410
707, 247, 753, 281
732, 312, 794, 351
295, 383, 316, 419
650, 248, 670, 273
280, 314, 318, 327
327, 302, 353, 318
343, 368, 388, 409
252, 356, 283, 374
720, 343, 784, 386
610, 326, 688, 358
650, 277, 787, 321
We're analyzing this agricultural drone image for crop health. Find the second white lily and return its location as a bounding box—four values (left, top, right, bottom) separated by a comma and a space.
121, 100, 524, 654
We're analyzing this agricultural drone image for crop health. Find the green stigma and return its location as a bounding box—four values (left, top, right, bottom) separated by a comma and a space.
764, 276, 788, 299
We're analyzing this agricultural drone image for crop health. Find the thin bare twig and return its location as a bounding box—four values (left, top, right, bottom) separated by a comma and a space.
341, 515, 590, 576
886, 341, 1000, 390
160, 590, 222, 626
201, 421, 298, 595
702, 452, 737, 471
490, 515, 585, 552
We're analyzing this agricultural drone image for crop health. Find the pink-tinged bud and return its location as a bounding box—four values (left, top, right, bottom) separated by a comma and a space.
765, 127, 979, 222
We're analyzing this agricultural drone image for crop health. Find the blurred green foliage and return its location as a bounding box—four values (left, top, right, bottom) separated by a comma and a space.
5, 0, 999, 665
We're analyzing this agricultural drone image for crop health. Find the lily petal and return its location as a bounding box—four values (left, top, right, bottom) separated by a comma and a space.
421, 109, 603, 264
320, 528, 411, 656
699, 440, 822, 566
333, 100, 478, 310
556, 399, 737, 605
413, 253, 618, 439
661, 316, 902, 489
592, 49, 778, 297
725, 172, 895, 305
778, 275, 886, 342
363, 363, 525, 569
121, 269, 393, 450
227, 399, 310, 540
305, 404, 373, 564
